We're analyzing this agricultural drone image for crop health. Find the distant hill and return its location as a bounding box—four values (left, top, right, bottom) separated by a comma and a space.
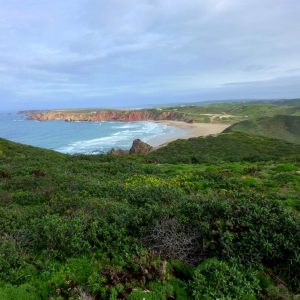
225, 115, 300, 144
160, 98, 300, 123
148, 132, 300, 163
21, 98, 300, 124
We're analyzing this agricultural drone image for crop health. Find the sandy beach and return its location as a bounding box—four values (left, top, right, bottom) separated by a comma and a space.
148, 121, 231, 148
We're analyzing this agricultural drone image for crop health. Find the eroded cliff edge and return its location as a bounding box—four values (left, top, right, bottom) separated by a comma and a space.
21, 109, 194, 123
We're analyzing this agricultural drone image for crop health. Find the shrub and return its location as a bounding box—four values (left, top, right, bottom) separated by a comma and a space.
0, 235, 24, 281
47, 257, 99, 297
87, 220, 135, 264
191, 258, 260, 299
170, 278, 190, 300
128, 281, 174, 300
29, 215, 90, 259
146, 219, 199, 264
172, 260, 194, 280
176, 196, 300, 290
0, 284, 39, 300
124, 175, 184, 205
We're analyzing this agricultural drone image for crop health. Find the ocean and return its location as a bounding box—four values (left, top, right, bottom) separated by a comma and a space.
0, 112, 184, 154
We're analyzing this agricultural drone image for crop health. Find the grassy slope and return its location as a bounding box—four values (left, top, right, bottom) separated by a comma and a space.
224, 115, 300, 144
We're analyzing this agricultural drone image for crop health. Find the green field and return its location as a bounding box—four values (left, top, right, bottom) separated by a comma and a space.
0, 128, 300, 299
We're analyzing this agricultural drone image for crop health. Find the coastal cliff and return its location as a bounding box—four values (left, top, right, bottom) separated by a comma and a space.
23, 110, 193, 123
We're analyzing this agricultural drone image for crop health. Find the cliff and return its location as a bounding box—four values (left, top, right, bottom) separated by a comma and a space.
23, 110, 193, 123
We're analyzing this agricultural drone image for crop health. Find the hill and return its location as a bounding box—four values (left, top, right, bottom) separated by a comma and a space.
0, 136, 299, 299
159, 98, 300, 123
21, 98, 300, 124
224, 115, 300, 144
148, 131, 300, 163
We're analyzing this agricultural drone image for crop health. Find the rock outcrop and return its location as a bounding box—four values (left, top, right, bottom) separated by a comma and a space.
129, 139, 152, 154
107, 139, 152, 155
22, 110, 192, 123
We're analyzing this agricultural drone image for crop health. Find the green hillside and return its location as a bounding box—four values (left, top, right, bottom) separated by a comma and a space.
159, 98, 300, 123
0, 136, 300, 299
148, 131, 300, 163
225, 115, 300, 144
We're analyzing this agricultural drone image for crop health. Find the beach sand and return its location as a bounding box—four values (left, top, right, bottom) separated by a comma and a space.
148, 121, 231, 148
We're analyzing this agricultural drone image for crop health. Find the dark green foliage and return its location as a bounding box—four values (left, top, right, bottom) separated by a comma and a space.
172, 260, 195, 280
128, 281, 174, 300
191, 258, 260, 299
29, 215, 90, 259
0, 284, 39, 300
0, 235, 24, 281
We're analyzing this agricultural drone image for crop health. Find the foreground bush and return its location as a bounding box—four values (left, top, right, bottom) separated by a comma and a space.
192, 258, 260, 300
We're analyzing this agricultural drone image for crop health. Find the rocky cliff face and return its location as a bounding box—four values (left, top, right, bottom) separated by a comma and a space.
129, 139, 152, 154
23, 110, 191, 122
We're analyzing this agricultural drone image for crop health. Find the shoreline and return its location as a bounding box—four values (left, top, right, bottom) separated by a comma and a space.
148, 120, 231, 149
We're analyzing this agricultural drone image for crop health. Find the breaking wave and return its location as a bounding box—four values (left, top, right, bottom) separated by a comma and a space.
0, 114, 182, 155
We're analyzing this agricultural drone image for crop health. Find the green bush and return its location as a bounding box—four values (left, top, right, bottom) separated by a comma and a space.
128, 281, 174, 300
125, 175, 184, 205
172, 260, 194, 280
176, 196, 300, 290
191, 258, 260, 300
0, 284, 39, 300
29, 215, 90, 259
0, 235, 24, 281
46, 257, 98, 297
87, 220, 136, 263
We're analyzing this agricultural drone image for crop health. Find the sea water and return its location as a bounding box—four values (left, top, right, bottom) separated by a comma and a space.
0, 112, 184, 154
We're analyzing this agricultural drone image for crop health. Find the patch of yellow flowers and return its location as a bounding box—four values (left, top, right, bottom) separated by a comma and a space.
125, 174, 201, 193
125, 175, 165, 189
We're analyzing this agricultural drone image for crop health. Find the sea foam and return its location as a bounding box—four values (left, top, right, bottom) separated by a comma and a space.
0, 114, 180, 154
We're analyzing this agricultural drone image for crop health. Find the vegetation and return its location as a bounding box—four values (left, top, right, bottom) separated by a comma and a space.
225, 115, 300, 144
158, 98, 300, 123
148, 131, 300, 164
0, 127, 300, 299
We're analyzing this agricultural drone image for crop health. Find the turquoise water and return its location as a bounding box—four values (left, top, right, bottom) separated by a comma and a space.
0, 113, 183, 154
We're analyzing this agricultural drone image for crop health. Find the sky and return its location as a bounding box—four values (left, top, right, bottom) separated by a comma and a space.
0, 0, 300, 110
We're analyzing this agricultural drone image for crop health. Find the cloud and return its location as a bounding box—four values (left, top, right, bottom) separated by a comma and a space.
0, 0, 299, 109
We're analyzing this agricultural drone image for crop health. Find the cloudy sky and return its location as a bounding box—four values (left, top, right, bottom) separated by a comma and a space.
0, 0, 300, 110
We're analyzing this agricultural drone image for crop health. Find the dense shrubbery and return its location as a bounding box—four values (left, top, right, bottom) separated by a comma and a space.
0, 137, 299, 299
191, 258, 260, 299
148, 132, 300, 164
